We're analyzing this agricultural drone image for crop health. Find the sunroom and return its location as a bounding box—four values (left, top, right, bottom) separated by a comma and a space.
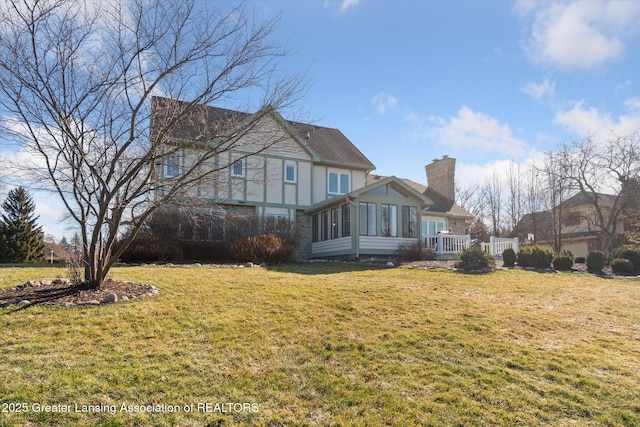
306, 176, 435, 258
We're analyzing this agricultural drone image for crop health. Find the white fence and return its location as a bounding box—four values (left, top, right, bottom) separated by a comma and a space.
481, 237, 519, 258
424, 234, 471, 255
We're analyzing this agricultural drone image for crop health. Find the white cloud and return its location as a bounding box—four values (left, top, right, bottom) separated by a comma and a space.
554, 101, 640, 137
371, 92, 398, 115
625, 97, 640, 112
429, 107, 529, 158
517, 0, 640, 69
521, 78, 555, 102
340, 0, 360, 14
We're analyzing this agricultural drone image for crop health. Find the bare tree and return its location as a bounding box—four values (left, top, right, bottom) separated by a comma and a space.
505, 161, 523, 234
521, 162, 544, 240
538, 151, 571, 253
482, 172, 503, 237
0, 0, 303, 288
455, 182, 490, 241
553, 131, 640, 257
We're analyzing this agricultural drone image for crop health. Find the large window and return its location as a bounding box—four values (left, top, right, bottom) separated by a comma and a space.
381, 204, 398, 237
341, 204, 351, 237
328, 172, 350, 195
331, 208, 339, 239
359, 202, 376, 236
402, 206, 418, 238
163, 151, 182, 178
312, 214, 319, 243
321, 211, 329, 241
421, 219, 445, 236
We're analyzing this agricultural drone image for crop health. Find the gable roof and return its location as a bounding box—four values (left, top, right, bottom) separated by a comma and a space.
151, 96, 375, 170
367, 174, 473, 218
306, 175, 433, 214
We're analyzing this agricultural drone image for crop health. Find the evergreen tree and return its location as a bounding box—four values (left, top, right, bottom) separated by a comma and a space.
0, 187, 44, 263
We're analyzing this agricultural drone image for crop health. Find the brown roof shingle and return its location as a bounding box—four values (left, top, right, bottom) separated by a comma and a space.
151, 96, 375, 170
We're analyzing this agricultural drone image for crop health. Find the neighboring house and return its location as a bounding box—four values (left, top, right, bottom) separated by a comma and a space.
512, 191, 625, 258
152, 97, 472, 259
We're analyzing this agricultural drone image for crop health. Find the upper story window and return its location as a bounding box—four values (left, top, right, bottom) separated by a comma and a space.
328, 171, 350, 195
284, 162, 297, 183
231, 158, 245, 177
163, 151, 182, 178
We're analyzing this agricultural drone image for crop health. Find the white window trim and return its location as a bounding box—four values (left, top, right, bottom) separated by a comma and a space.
328, 171, 350, 195
284, 162, 297, 183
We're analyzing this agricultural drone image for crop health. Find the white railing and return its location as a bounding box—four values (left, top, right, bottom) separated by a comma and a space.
481, 237, 519, 257
424, 234, 471, 255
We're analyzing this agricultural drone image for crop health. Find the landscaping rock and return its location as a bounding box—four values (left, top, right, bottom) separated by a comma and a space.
61, 302, 76, 308
101, 293, 118, 304
77, 300, 100, 306
1, 300, 18, 307
16, 300, 30, 307
53, 278, 70, 285
245, 262, 254, 268
386, 262, 395, 267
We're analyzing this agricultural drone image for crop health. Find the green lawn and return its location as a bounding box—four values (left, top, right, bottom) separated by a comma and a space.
1, 263, 639, 426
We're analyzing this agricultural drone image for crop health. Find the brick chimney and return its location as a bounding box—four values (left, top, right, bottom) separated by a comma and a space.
425, 155, 456, 201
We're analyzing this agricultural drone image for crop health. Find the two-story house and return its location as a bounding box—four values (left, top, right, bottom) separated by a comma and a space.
152, 97, 472, 259
512, 191, 626, 258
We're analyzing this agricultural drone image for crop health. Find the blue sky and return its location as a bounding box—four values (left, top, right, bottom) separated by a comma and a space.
3, 0, 640, 239
259, 0, 640, 184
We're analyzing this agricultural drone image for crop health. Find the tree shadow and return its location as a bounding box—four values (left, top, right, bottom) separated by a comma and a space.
0, 283, 85, 313
265, 261, 392, 275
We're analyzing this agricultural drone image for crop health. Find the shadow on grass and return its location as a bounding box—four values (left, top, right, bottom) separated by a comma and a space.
265, 261, 391, 275
0, 283, 87, 314
0, 263, 67, 268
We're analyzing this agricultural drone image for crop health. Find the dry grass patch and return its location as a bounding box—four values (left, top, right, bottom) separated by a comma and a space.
1, 264, 640, 426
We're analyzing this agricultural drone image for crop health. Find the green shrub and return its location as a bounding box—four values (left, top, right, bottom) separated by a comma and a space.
574, 257, 586, 264
455, 246, 495, 271
517, 245, 553, 269
395, 241, 436, 261
586, 251, 606, 272
611, 258, 634, 274
612, 246, 640, 271
229, 234, 295, 263
552, 255, 574, 271
502, 248, 516, 267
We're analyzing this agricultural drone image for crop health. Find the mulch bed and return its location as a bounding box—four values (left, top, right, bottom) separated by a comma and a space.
0, 279, 155, 308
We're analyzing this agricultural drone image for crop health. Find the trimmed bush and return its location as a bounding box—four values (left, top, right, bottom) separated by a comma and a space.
586, 251, 606, 273
395, 241, 436, 261
502, 248, 516, 267
517, 245, 553, 269
552, 255, 574, 271
612, 247, 640, 271
455, 246, 495, 271
229, 234, 295, 263
611, 258, 634, 274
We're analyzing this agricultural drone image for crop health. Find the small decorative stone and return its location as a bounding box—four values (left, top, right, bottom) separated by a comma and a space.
16, 300, 30, 307
245, 262, 254, 268
77, 300, 100, 306
101, 293, 118, 304
1, 300, 18, 307
386, 262, 395, 267
61, 302, 76, 308
53, 278, 70, 285
120, 295, 129, 301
